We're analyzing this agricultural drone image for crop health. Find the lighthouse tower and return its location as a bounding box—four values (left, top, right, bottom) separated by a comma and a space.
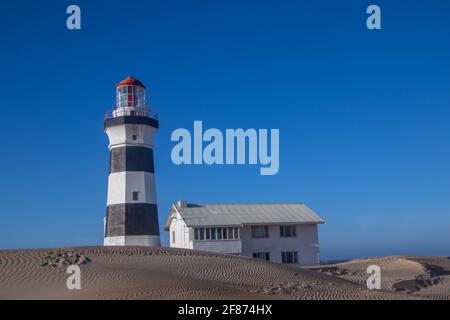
103, 77, 161, 246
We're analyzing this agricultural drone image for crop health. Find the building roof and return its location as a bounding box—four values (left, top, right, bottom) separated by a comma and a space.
168, 202, 325, 229
115, 76, 146, 89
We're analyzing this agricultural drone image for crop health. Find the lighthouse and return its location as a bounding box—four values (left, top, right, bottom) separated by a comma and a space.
103, 77, 161, 246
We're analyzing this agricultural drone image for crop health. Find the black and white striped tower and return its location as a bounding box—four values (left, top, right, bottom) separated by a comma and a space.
103, 77, 161, 246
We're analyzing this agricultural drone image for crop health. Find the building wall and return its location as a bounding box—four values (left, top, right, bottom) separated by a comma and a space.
192, 238, 241, 254
169, 212, 193, 249
105, 124, 156, 149
168, 219, 320, 265
104, 121, 160, 247
107, 171, 157, 205
240, 224, 320, 265
168, 217, 242, 253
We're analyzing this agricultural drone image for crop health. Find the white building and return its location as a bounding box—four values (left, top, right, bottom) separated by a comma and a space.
165, 201, 325, 266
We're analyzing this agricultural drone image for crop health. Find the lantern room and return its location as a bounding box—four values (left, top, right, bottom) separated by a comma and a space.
115, 76, 146, 109
107, 76, 157, 119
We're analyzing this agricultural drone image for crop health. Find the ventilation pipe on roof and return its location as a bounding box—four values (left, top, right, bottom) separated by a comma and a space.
177, 200, 188, 208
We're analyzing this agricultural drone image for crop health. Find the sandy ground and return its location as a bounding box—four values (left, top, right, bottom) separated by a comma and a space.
309, 256, 450, 300
0, 246, 446, 300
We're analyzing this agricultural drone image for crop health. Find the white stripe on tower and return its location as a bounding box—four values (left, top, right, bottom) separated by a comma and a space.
107, 172, 157, 205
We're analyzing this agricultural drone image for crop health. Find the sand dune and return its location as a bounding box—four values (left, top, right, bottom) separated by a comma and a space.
310, 256, 450, 300
0, 247, 444, 300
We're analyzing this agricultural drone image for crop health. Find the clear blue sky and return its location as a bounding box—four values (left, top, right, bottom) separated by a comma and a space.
0, 0, 449, 260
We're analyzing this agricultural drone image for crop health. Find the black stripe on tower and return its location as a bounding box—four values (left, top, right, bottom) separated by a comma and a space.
110, 146, 155, 173
105, 203, 160, 237
104, 116, 159, 130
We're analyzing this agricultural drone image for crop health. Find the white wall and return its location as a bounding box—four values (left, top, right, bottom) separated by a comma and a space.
105, 124, 157, 149
169, 212, 193, 249
168, 220, 321, 266
169, 220, 241, 254
193, 239, 241, 254
240, 225, 320, 265
104, 235, 160, 246
107, 171, 157, 205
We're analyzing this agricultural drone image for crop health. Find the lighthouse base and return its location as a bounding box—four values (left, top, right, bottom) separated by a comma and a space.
104, 235, 161, 247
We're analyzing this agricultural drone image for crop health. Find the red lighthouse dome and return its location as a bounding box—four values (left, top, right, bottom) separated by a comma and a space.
115, 76, 146, 89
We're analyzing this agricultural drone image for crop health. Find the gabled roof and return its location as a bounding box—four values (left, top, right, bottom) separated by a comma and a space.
167, 202, 324, 229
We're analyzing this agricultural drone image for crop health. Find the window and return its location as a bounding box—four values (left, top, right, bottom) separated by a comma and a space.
281, 252, 298, 264
132, 134, 137, 141
217, 228, 222, 240
233, 227, 239, 239
280, 225, 297, 238
172, 231, 175, 244
193, 227, 240, 241
253, 252, 270, 261
132, 191, 139, 201
222, 228, 227, 239
227, 227, 234, 239
251, 226, 269, 238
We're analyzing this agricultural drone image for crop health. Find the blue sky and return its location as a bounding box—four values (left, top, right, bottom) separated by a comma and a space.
0, 1, 449, 260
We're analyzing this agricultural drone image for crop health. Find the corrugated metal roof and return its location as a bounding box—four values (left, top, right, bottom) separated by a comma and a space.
176, 203, 325, 227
